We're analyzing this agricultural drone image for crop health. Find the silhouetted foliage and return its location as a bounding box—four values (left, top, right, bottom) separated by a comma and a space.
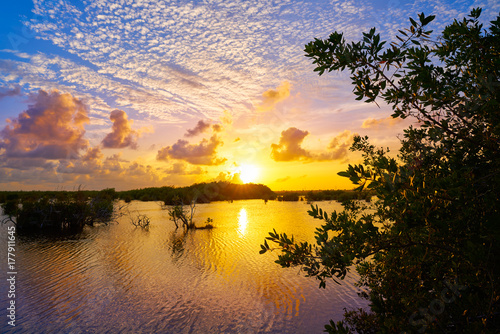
1, 188, 118, 235
117, 182, 276, 204
262, 9, 500, 333
277, 192, 300, 201
305, 190, 374, 203
129, 212, 151, 229
165, 196, 197, 229
164, 195, 214, 230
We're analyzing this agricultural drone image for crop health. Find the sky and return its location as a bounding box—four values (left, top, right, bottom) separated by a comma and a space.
0, 0, 498, 191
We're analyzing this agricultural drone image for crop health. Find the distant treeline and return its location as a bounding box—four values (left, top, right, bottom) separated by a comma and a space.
0, 184, 372, 207
0, 183, 275, 234
306, 189, 373, 202
118, 182, 276, 204
274, 189, 374, 202
0, 182, 276, 206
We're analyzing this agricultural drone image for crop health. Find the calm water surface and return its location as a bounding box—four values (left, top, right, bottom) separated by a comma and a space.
1, 200, 367, 333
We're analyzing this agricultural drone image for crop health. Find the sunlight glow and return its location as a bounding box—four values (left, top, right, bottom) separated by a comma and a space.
237, 164, 260, 184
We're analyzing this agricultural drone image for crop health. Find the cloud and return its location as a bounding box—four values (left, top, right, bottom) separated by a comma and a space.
0, 90, 89, 160
212, 123, 222, 132
126, 162, 158, 178
57, 151, 101, 175
319, 130, 357, 161
214, 171, 243, 184
0, 0, 492, 127
271, 128, 357, 162
2, 157, 56, 170
101, 109, 139, 149
257, 81, 291, 112
81, 146, 104, 162
0, 143, 203, 191
275, 176, 291, 183
165, 162, 205, 175
270, 127, 311, 162
157, 135, 226, 165
54, 148, 170, 189
0, 85, 21, 100
184, 119, 223, 137
220, 110, 233, 126
185, 120, 212, 137
362, 116, 403, 129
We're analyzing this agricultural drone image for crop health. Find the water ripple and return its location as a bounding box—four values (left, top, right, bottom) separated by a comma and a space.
1, 200, 368, 333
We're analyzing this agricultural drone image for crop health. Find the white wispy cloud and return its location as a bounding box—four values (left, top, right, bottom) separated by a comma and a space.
6, 0, 374, 119
2, 0, 495, 124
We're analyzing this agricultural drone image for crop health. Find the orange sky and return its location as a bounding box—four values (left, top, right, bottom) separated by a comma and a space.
1, 0, 497, 191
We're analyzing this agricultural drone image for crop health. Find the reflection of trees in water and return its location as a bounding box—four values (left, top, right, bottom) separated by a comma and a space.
168, 229, 188, 261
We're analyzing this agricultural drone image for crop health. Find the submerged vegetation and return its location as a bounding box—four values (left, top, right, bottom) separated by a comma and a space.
129, 212, 151, 229
1, 188, 118, 234
162, 194, 215, 230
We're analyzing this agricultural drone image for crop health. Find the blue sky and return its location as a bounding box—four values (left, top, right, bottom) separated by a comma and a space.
0, 0, 498, 191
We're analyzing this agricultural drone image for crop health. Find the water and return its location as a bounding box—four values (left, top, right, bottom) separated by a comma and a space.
1, 200, 367, 333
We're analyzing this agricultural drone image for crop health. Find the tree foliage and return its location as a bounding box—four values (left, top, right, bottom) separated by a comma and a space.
164, 195, 214, 230
165, 195, 197, 229
1, 188, 119, 234
261, 9, 499, 333
117, 182, 276, 203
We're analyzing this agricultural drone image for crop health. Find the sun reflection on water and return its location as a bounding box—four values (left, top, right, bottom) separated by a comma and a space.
238, 207, 248, 236
0, 200, 367, 333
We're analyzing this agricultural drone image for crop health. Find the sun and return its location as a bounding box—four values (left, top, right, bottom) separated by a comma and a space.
237, 164, 260, 184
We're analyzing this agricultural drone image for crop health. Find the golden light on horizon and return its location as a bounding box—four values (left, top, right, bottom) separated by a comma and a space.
237, 164, 260, 184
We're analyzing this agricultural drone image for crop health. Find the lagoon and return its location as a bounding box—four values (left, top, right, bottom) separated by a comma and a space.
1, 199, 367, 333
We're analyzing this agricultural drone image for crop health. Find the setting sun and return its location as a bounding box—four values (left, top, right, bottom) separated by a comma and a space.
237, 164, 260, 184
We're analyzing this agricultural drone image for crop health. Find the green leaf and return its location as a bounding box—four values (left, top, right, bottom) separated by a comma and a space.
423, 15, 435, 25
293, 9, 500, 332
354, 183, 365, 191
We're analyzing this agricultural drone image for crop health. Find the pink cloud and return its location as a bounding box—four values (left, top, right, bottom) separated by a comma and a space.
361, 116, 403, 129
185, 120, 212, 137
271, 128, 357, 162
101, 109, 139, 149
0, 90, 89, 160
157, 134, 226, 165
318, 130, 357, 161
185, 119, 223, 137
